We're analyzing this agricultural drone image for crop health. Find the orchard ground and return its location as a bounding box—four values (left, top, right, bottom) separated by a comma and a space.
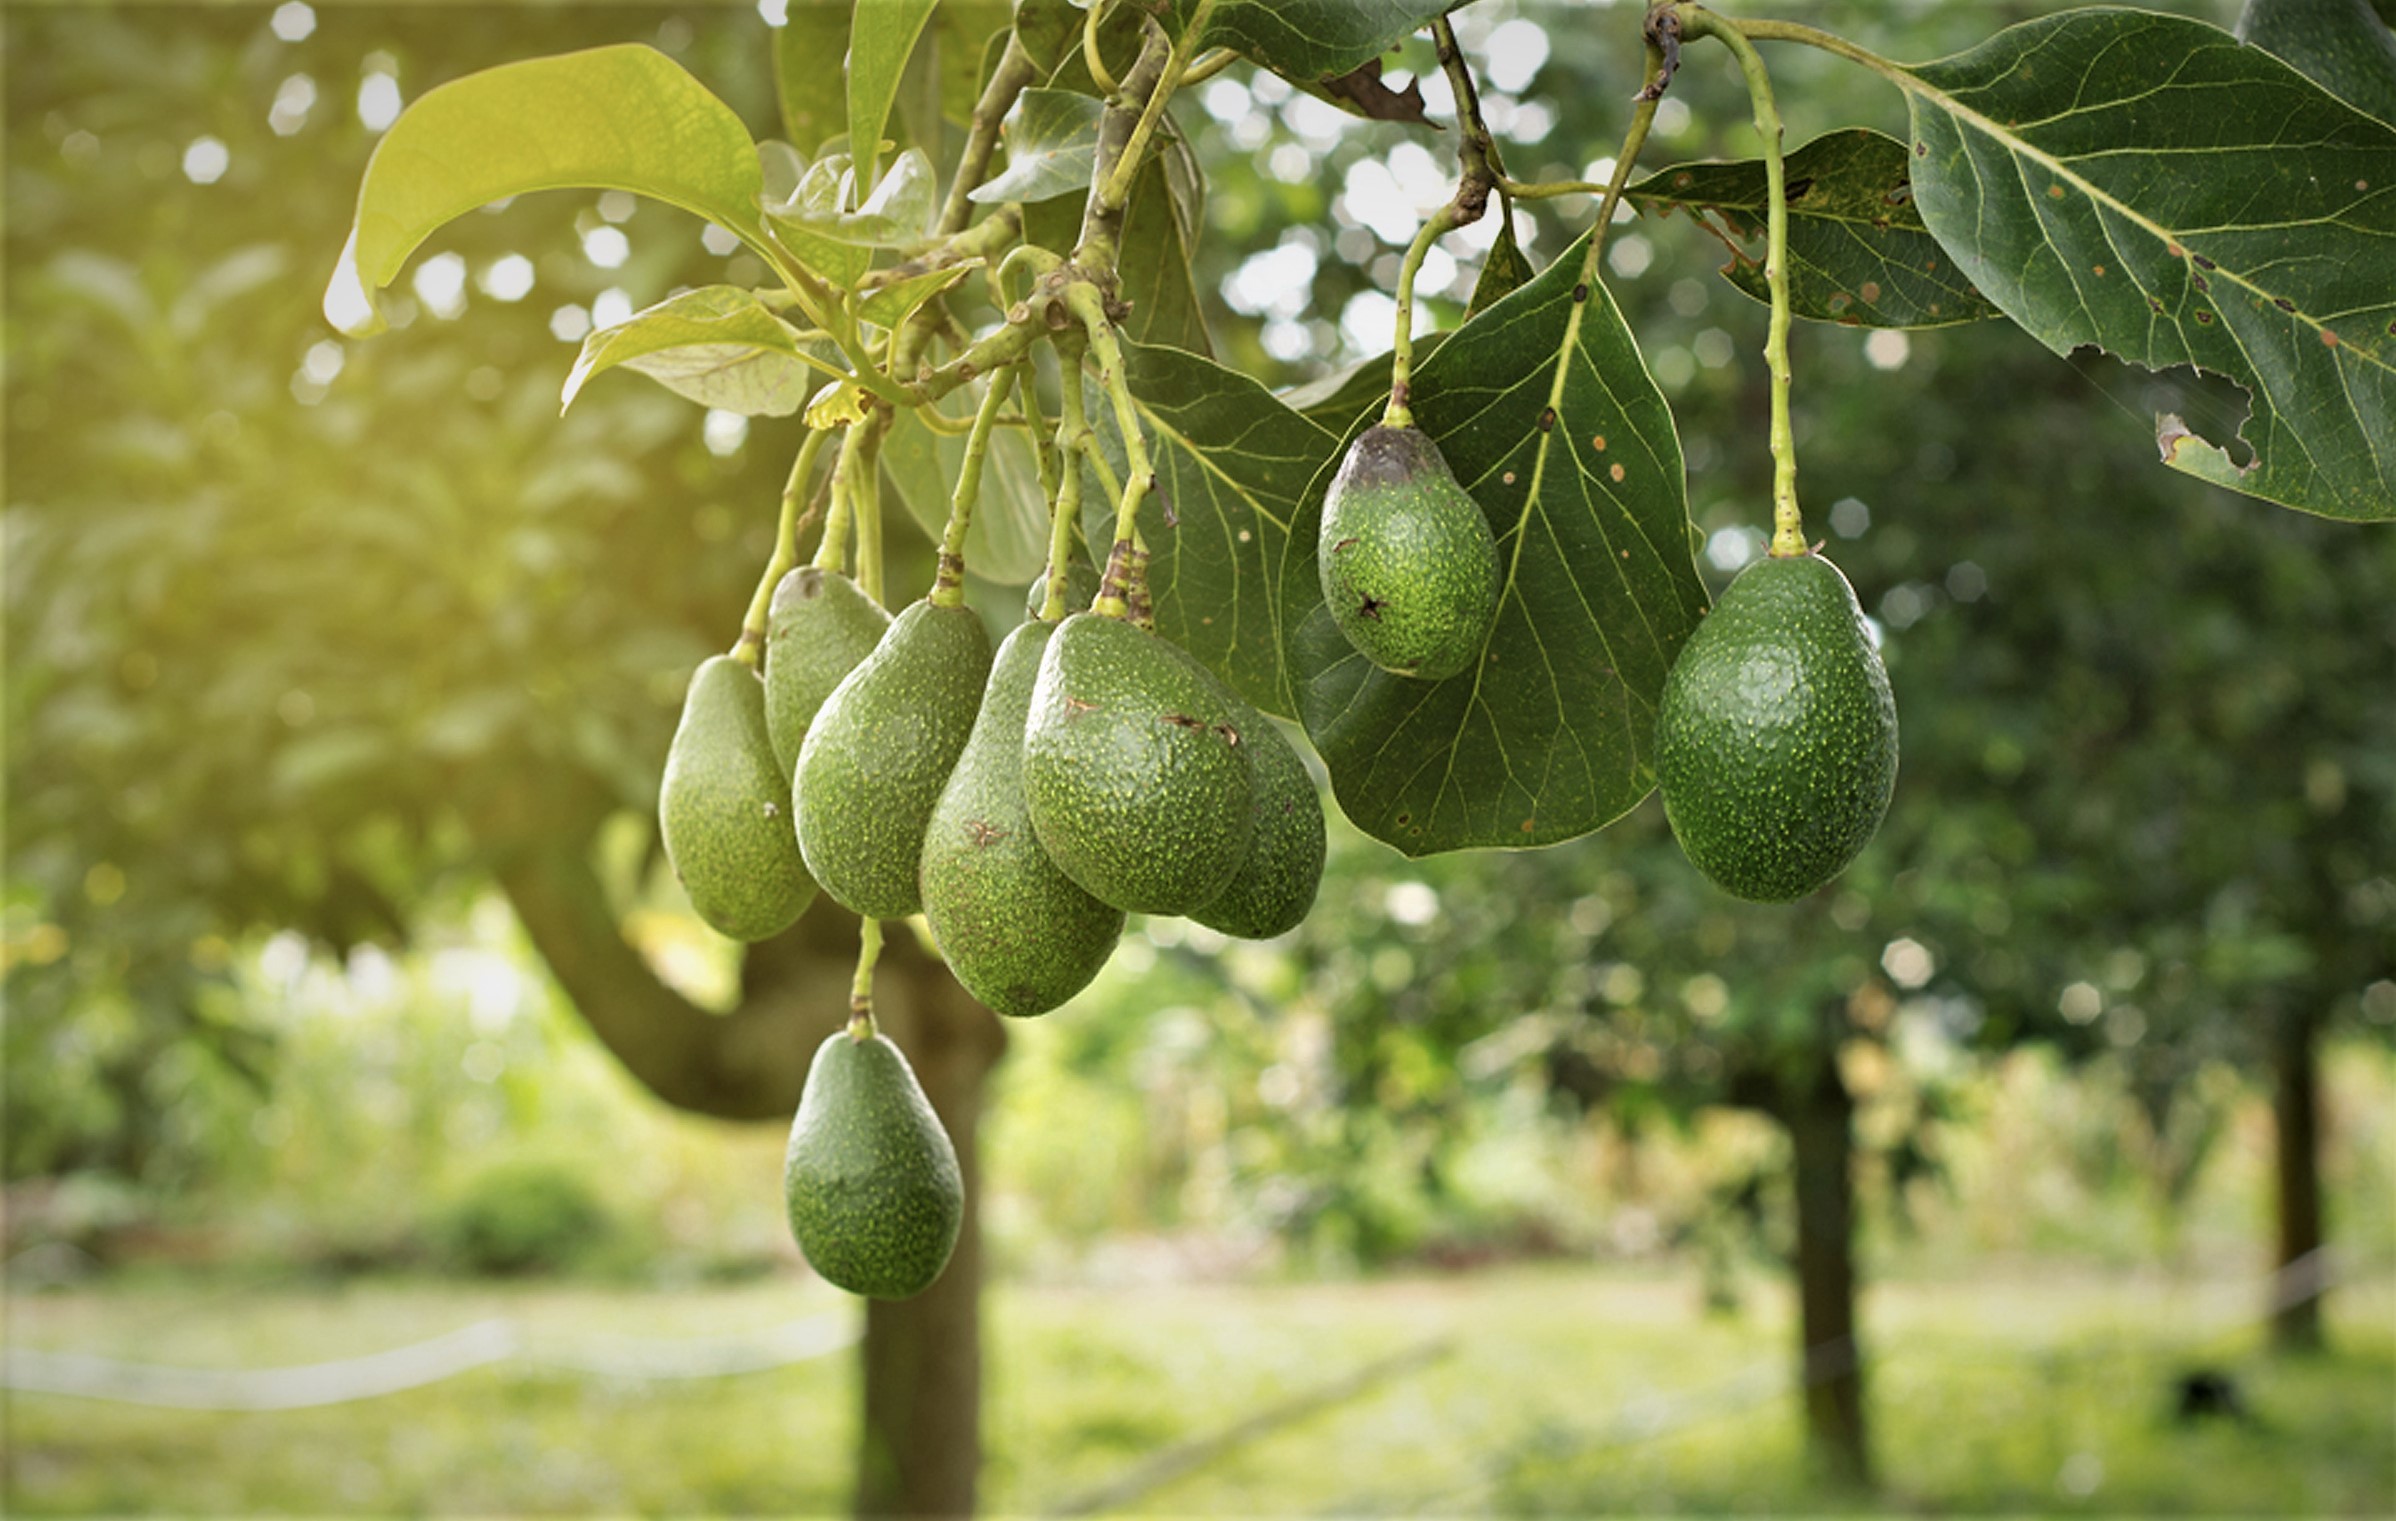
7, 1264, 2391, 1515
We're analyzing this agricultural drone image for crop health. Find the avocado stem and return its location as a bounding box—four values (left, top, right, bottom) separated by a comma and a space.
733, 427, 830, 668
1678, 6, 1808, 555
1044, 351, 1093, 621
1070, 284, 1158, 616
848, 918, 883, 1040
932, 364, 1020, 608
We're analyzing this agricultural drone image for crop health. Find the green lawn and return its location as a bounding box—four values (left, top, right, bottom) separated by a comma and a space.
6, 1266, 2391, 1514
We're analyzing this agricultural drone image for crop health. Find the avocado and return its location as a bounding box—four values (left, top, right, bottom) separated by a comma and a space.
795, 599, 993, 919
922, 622, 1125, 1017
1318, 424, 1503, 681
783, 1028, 963, 1300
1190, 709, 1325, 939
766, 567, 892, 778
658, 655, 819, 940
2237, 0, 2396, 121
1021, 613, 1255, 915
1026, 556, 1103, 622
1655, 550, 1898, 903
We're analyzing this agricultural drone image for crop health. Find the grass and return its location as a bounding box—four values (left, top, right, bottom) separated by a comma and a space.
4, 1265, 2391, 1515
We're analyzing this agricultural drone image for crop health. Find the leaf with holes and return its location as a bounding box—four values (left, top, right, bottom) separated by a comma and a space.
1627, 129, 1998, 329
1891, 8, 2396, 519
563, 286, 840, 416
968, 89, 1104, 205
328, 45, 765, 334
1172, 0, 1453, 85
1280, 232, 1709, 856
1082, 343, 1343, 716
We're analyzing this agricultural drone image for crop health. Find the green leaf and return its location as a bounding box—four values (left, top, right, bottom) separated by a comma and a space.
329, 45, 762, 334
562, 286, 837, 416
1282, 338, 1444, 433
1281, 233, 1710, 856
1627, 129, 1998, 329
1176, 0, 1452, 84
774, 5, 852, 153
1893, 9, 2396, 519
1085, 343, 1344, 716
847, 0, 940, 182
857, 264, 975, 331
2236, 0, 2396, 125
968, 89, 1105, 204
1013, 0, 1083, 77
882, 399, 1052, 585
1465, 216, 1534, 320
1116, 150, 1214, 356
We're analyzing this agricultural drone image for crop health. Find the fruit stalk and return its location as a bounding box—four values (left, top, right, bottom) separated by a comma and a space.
1681, 7, 1807, 555
854, 426, 888, 605
734, 427, 829, 669
932, 364, 1021, 608
849, 916, 882, 1037
1383, 204, 1458, 430
1070, 285, 1157, 616
1041, 353, 1091, 622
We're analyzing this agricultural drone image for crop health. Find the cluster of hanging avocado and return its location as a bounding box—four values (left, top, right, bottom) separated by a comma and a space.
661, 551, 1325, 1019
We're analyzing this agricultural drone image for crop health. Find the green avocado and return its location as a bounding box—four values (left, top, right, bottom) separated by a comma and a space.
1318, 424, 1503, 681
783, 1028, 963, 1300
658, 656, 819, 941
1021, 613, 1255, 915
766, 567, 892, 779
1025, 556, 1103, 622
922, 622, 1125, 1017
2237, 0, 2396, 121
795, 599, 993, 920
1655, 550, 1898, 903
1190, 709, 1325, 939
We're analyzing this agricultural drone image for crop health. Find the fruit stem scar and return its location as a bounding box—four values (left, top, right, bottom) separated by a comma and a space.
848, 917, 883, 1038
1678, 6, 1808, 556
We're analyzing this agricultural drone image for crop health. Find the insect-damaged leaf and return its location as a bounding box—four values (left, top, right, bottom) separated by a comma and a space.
1282, 233, 1709, 857
1894, 9, 2396, 520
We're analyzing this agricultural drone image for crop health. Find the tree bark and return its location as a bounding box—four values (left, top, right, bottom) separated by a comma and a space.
2269, 1006, 2327, 1353
485, 810, 1006, 1517
856, 943, 1006, 1519
1782, 1055, 1872, 1491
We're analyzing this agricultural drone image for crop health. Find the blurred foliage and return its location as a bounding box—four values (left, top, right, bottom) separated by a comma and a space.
425, 1155, 615, 1276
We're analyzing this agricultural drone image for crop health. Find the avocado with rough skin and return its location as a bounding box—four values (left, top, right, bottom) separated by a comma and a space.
658, 656, 818, 941
1655, 550, 1898, 903
795, 599, 992, 919
783, 1028, 962, 1300
1191, 709, 1325, 939
766, 567, 891, 778
1319, 424, 1502, 681
1022, 613, 1254, 915
922, 622, 1125, 1017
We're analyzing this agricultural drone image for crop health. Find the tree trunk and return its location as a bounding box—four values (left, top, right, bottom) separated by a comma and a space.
2270, 1007, 2327, 1353
856, 942, 1005, 1518
1783, 1056, 1871, 1491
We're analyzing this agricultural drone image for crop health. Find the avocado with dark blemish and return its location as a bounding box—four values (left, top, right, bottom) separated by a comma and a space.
795, 599, 992, 919
921, 621, 1124, 1017
783, 1028, 962, 1300
1022, 613, 1254, 915
1655, 549, 1898, 903
766, 567, 892, 778
1190, 708, 1325, 939
1318, 424, 1502, 681
658, 656, 819, 940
